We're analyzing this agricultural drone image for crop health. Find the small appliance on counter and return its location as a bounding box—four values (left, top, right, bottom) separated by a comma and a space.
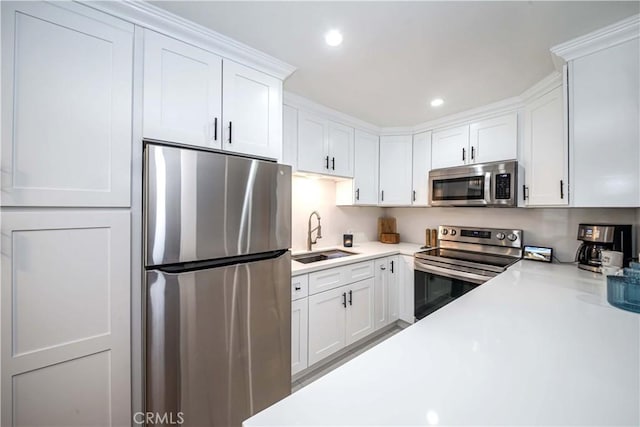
343, 233, 353, 247
576, 224, 633, 273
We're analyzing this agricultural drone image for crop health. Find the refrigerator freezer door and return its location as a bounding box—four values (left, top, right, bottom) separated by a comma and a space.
146, 252, 291, 427
145, 143, 291, 266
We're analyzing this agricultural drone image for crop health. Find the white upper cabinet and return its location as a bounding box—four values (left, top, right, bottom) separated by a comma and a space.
1, 1, 133, 207
431, 114, 517, 170
353, 130, 379, 205
431, 125, 470, 169
297, 111, 328, 174
222, 60, 283, 160
327, 122, 355, 177
337, 130, 378, 206
143, 30, 222, 149
379, 135, 413, 205
469, 113, 517, 163
569, 38, 640, 207
412, 131, 432, 205
523, 85, 568, 206
144, 32, 284, 160
297, 111, 354, 177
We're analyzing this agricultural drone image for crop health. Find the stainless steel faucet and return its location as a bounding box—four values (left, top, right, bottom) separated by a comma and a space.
307, 211, 322, 251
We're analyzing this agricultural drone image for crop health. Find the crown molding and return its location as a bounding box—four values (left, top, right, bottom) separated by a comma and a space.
81, 0, 296, 80
551, 13, 639, 62
519, 72, 562, 103
284, 91, 382, 134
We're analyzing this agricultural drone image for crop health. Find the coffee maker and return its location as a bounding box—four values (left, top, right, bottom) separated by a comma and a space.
576, 224, 633, 272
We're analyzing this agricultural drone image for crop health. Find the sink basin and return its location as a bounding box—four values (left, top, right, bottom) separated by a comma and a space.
292, 249, 358, 264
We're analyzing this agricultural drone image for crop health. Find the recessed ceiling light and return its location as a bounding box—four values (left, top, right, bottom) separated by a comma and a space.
325, 29, 343, 47
431, 98, 444, 107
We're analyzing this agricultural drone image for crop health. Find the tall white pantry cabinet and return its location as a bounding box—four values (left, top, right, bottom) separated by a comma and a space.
0, 1, 293, 425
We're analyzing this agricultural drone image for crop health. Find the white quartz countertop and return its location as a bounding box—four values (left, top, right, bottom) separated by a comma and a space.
246, 261, 640, 426
291, 241, 424, 275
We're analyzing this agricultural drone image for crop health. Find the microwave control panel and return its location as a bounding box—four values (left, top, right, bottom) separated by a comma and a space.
495, 173, 511, 199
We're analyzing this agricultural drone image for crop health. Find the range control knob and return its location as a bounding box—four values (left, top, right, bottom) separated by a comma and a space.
441, 229, 448, 236
507, 233, 518, 242
450, 229, 457, 236
496, 232, 506, 240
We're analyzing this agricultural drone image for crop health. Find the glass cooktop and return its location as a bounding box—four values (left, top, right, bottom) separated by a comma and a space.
416, 248, 518, 269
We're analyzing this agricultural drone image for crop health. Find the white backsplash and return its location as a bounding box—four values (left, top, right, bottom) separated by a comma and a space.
291, 176, 383, 251
386, 207, 638, 262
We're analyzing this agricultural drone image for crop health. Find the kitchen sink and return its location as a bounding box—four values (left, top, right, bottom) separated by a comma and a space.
292, 249, 358, 264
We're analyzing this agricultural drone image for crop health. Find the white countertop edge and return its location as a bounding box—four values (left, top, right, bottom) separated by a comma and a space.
290, 241, 425, 275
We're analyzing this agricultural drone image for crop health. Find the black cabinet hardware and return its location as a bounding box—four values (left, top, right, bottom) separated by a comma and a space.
462, 147, 466, 161
294, 286, 301, 291
342, 292, 347, 308
471, 146, 475, 160
381, 190, 384, 201
522, 184, 528, 201
348, 290, 353, 306
214, 117, 218, 141
325, 156, 329, 169
560, 180, 564, 199
356, 188, 360, 200
332, 157, 335, 170
413, 190, 416, 202
228, 121, 232, 144
390, 260, 394, 273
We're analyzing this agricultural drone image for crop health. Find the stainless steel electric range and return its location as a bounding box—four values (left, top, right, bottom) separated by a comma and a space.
414, 225, 523, 320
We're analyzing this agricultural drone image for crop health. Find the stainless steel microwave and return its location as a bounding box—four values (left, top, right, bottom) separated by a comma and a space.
428, 160, 518, 207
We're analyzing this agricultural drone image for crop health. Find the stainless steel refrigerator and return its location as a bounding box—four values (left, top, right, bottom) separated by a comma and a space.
143, 142, 292, 427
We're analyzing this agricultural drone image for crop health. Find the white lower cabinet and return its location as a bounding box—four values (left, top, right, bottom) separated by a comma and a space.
398, 255, 415, 324
308, 285, 349, 366
291, 298, 308, 375
307, 263, 375, 367
0, 210, 131, 426
374, 256, 399, 330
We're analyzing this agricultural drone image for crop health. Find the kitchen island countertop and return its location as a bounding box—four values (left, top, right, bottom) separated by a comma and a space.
246, 261, 640, 426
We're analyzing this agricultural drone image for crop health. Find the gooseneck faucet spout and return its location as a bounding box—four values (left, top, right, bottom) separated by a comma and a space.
307, 211, 322, 251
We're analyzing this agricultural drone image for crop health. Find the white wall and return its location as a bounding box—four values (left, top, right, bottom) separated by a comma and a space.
387, 207, 638, 262
292, 176, 383, 251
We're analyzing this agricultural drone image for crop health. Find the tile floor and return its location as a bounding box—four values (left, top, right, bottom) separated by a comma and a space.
291, 326, 403, 393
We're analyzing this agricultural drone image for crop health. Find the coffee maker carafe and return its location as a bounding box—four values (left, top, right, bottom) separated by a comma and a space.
576, 224, 632, 273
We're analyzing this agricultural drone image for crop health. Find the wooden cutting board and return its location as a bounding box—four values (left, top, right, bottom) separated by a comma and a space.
378, 217, 399, 244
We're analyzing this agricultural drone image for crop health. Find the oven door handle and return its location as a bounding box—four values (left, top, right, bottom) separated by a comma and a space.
414, 260, 490, 285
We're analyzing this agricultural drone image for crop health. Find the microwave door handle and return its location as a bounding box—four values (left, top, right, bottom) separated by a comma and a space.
485, 173, 492, 205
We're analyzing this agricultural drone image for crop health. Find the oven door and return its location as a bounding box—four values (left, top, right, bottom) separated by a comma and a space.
429, 172, 491, 207
414, 260, 488, 320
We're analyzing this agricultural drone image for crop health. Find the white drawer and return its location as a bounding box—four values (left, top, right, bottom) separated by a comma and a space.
308, 266, 348, 295
345, 260, 374, 282
291, 274, 309, 301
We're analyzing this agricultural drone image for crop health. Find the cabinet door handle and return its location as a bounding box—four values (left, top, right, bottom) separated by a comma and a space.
381, 190, 384, 201
356, 188, 360, 201
462, 147, 466, 162
380, 265, 386, 271
294, 286, 301, 291
390, 260, 394, 273
348, 290, 353, 306
228, 121, 232, 144
325, 156, 329, 169
560, 180, 564, 199
413, 190, 416, 202
214, 117, 218, 141
471, 146, 475, 161
522, 185, 528, 201
332, 157, 335, 170
342, 292, 347, 308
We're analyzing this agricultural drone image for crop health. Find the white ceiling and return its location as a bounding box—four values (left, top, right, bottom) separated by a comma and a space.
151, 1, 639, 127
